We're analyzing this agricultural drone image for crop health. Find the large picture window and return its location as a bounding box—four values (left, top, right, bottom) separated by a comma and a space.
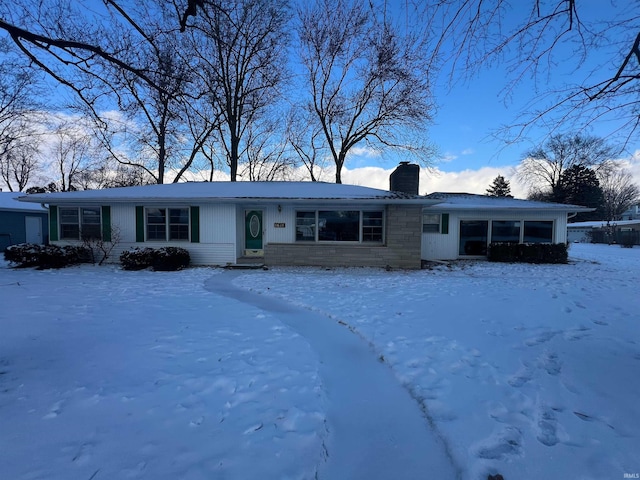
459, 220, 489, 255
296, 210, 383, 243
146, 207, 189, 241
524, 221, 553, 243
59, 207, 101, 240
491, 220, 521, 243
319, 211, 359, 241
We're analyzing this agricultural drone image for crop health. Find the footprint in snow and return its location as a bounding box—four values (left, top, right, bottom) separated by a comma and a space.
508, 367, 533, 388
524, 331, 558, 347
536, 406, 559, 446
189, 416, 205, 427
43, 400, 64, 419
540, 352, 561, 376
474, 426, 522, 460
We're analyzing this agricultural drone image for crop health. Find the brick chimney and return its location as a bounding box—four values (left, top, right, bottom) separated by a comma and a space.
389, 162, 419, 195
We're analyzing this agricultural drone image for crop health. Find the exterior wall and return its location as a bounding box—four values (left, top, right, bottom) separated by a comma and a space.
422, 209, 569, 261
50, 202, 237, 266
0, 211, 49, 251
265, 205, 423, 269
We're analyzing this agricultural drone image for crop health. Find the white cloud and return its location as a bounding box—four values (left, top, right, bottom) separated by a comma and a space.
341, 165, 527, 198
461, 148, 475, 155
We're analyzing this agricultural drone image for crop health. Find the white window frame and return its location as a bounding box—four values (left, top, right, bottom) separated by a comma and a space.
145, 207, 190, 242
59, 206, 102, 240
422, 213, 441, 233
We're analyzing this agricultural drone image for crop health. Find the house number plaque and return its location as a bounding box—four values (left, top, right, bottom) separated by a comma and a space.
274, 222, 286, 228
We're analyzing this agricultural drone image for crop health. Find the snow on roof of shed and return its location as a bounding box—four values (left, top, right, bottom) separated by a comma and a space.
424, 192, 593, 212
16, 181, 433, 205
0, 192, 47, 213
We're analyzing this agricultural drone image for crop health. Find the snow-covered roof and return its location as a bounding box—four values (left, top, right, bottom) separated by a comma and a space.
424, 192, 593, 212
16, 181, 435, 206
0, 192, 47, 213
567, 219, 640, 229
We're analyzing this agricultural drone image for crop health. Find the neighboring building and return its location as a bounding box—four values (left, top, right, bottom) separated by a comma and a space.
567, 219, 640, 244
620, 204, 640, 220
0, 192, 48, 252
16, 164, 590, 268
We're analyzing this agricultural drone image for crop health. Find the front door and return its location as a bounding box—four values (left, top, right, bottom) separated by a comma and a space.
25, 216, 43, 244
244, 210, 263, 256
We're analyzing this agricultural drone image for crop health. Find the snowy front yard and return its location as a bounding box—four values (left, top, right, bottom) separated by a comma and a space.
1, 244, 639, 479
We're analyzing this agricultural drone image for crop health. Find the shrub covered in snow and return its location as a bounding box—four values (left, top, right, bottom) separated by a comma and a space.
119, 248, 156, 270
151, 247, 190, 271
4, 243, 91, 269
488, 242, 568, 264
120, 247, 190, 271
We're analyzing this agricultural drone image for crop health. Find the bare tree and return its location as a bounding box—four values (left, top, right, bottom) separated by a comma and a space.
188, 0, 290, 181
298, 0, 434, 183
240, 119, 297, 181
517, 134, 616, 197
597, 162, 640, 221
0, 123, 41, 192
46, 118, 99, 192
425, 1, 640, 146
1, 1, 218, 184
0, 38, 42, 191
286, 108, 327, 182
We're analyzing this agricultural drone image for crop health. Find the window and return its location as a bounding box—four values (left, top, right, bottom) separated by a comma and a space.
59, 207, 101, 240
524, 221, 553, 243
146, 207, 189, 241
296, 210, 383, 242
491, 221, 521, 243
319, 211, 359, 241
423, 214, 440, 233
296, 211, 316, 241
459, 220, 488, 255
362, 211, 383, 242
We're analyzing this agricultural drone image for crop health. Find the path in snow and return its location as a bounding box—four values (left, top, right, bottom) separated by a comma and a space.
204, 272, 460, 480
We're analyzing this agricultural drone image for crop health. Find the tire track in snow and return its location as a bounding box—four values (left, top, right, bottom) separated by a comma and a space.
204, 272, 461, 480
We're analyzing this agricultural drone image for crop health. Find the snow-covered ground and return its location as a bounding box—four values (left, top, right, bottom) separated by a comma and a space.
1, 243, 638, 479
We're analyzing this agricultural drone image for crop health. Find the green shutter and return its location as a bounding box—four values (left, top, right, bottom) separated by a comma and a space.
135, 206, 145, 242
101, 206, 112, 242
190, 206, 200, 243
49, 205, 58, 242
441, 213, 449, 234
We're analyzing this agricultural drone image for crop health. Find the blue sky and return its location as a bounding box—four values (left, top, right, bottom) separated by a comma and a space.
342, 0, 640, 197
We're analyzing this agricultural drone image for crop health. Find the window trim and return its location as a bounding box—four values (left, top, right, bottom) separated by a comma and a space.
58, 206, 102, 241
295, 209, 385, 244
144, 207, 190, 242
457, 218, 556, 256
422, 213, 441, 233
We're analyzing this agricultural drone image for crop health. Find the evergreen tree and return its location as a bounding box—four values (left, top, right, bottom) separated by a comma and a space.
555, 165, 604, 221
486, 175, 513, 197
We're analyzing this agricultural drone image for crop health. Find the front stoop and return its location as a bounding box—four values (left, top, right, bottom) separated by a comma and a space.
225, 256, 266, 269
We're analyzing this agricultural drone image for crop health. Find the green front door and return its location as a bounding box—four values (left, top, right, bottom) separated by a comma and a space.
245, 210, 263, 252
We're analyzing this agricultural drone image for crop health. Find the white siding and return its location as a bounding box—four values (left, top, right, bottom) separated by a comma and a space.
111, 204, 136, 242
422, 209, 569, 260
199, 204, 236, 243
264, 205, 295, 244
